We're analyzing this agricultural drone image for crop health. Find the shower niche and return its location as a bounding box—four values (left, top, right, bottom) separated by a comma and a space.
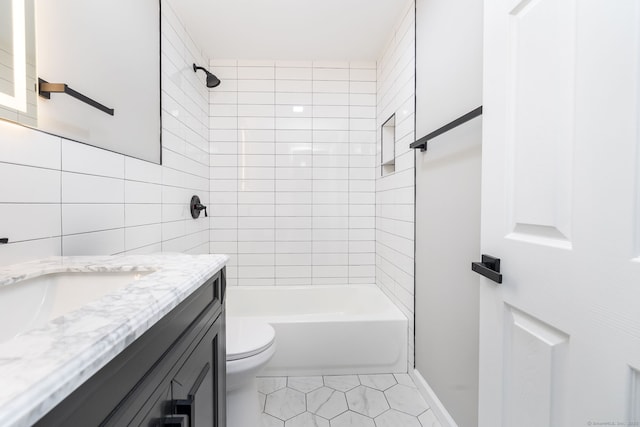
381, 113, 396, 176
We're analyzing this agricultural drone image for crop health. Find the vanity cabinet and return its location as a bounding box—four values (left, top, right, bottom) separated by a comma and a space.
35, 268, 226, 427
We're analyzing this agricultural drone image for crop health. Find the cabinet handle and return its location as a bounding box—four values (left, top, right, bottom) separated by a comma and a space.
162, 415, 187, 426
189, 363, 210, 396
173, 398, 193, 420
172, 363, 210, 427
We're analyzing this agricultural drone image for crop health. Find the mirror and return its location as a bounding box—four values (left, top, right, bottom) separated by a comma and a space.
0, 0, 161, 164
0, 0, 37, 127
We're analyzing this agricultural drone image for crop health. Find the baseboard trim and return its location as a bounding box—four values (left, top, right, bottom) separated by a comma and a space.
409, 368, 458, 427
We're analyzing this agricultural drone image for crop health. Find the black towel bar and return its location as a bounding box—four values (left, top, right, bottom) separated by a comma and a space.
38, 78, 115, 116
410, 106, 482, 152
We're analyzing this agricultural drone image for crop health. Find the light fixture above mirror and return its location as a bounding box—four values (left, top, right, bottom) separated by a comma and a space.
0, 0, 37, 126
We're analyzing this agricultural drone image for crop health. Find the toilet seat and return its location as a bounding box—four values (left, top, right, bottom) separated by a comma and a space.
226, 318, 275, 361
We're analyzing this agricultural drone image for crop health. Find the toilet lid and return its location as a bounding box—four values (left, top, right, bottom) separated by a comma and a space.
226, 318, 275, 361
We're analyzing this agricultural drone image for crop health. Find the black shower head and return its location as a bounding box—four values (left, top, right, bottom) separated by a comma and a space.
193, 63, 221, 88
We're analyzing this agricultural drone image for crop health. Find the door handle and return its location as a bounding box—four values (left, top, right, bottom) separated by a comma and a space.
471, 254, 502, 284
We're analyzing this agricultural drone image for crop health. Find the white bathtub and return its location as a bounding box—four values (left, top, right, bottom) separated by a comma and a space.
226, 285, 408, 376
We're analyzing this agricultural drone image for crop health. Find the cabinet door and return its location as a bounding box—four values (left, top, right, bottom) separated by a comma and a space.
127, 384, 175, 427
214, 313, 226, 427
172, 314, 226, 427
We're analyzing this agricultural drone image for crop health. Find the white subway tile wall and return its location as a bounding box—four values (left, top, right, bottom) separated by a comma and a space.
376, 1, 417, 371
209, 60, 377, 287
0, 0, 417, 376
0, 3, 210, 265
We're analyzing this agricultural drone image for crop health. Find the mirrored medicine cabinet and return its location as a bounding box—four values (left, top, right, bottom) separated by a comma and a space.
0, 0, 161, 164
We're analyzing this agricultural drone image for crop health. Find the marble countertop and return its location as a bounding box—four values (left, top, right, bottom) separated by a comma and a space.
0, 253, 228, 427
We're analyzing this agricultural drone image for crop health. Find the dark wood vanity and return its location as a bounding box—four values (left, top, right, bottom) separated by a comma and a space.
34, 268, 226, 427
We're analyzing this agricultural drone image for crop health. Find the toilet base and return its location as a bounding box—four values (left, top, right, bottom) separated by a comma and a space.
227, 377, 261, 427
225, 343, 276, 427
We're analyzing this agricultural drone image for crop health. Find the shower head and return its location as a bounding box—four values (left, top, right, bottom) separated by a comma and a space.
193, 63, 221, 88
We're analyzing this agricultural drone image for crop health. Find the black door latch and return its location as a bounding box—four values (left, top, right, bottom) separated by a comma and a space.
471, 254, 502, 284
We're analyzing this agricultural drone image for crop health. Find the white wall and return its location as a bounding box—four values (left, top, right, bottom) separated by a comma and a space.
414, 0, 483, 136
375, 0, 416, 370
0, 3, 210, 265
415, 123, 481, 427
208, 60, 377, 286
413, 0, 484, 425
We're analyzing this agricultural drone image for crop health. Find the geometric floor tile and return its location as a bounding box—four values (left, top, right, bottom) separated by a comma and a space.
259, 373, 437, 427
322, 374, 360, 392
259, 376, 288, 394
375, 409, 423, 427
285, 412, 330, 427
385, 384, 430, 416
418, 409, 442, 427
345, 385, 389, 418
265, 387, 306, 420
287, 376, 324, 393
394, 373, 418, 389
259, 392, 267, 411
306, 387, 348, 419
358, 373, 397, 391
329, 411, 375, 427
262, 413, 284, 427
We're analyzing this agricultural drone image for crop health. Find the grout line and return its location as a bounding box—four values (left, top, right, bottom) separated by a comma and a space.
272, 62, 276, 284
235, 63, 239, 284
311, 67, 315, 285
0, 160, 61, 173
348, 64, 351, 285
59, 140, 63, 256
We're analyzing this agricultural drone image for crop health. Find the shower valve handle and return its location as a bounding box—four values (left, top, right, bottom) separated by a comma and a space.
190, 195, 208, 219
194, 203, 208, 217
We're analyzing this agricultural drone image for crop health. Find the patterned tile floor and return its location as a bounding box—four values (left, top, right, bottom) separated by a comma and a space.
258, 373, 442, 427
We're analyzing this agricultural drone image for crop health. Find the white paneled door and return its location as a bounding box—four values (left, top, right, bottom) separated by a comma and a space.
479, 0, 640, 426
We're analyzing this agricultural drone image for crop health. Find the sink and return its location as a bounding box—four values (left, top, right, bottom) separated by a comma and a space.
0, 271, 151, 343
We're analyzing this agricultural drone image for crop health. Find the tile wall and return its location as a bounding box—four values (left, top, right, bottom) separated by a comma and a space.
208, 60, 378, 286
375, 1, 417, 370
0, 0, 418, 376
0, 3, 210, 266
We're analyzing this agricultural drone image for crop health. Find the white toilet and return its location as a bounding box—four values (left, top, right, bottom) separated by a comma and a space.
226, 318, 276, 427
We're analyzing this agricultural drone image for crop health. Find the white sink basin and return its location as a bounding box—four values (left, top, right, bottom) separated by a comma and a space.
0, 271, 151, 343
